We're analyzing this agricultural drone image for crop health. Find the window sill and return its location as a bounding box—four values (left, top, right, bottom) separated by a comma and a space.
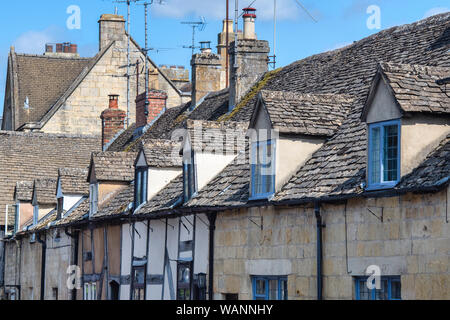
249, 194, 274, 202
365, 182, 399, 192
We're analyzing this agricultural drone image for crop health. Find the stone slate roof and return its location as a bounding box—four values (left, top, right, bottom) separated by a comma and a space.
258, 90, 353, 136
107, 88, 230, 152
29, 210, 57, 233
13, 54, 92, 129
136, 175, 183, 216
397, 134, 450, 190
375, 62, 449, 115
227, 13, 450, 123
0, 131, 100, 225
91, 183, 134, 220
58, 168, 89, 195
186, 120, 248, 154
141, 140, 182, 167
184, 13, 450, 207
52, 197, 89, 228
185, 150, 250, 209
33, 178, 58, 205
90, 152, 137, 182
15, 181, 34, 202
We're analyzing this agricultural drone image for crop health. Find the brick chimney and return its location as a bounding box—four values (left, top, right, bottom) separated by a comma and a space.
135, 90, 168, 129
229, 8, 269, 111
101, 95, 126, 149
98, 14, 126, 51
191, 41, 224, 108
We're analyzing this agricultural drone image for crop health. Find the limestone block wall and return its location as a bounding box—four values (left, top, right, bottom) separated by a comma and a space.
214, 188, 449, 300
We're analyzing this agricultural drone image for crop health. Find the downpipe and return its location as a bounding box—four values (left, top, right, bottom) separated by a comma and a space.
36, 233, 46, 301
315, 202, 324, 301
207, 212, 217, 301
65, 228, 79, 301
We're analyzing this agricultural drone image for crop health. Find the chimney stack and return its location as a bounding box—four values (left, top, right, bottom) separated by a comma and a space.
191, 42, 224, 108
98, 14, 126, 51
243, 7, 257, 40
229, 7, 269, 111
101, 95, 126, 150
44, 43, 79, 57
135, 90, 168, 129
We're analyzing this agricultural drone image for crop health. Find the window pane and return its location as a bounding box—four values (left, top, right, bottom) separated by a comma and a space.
370, 127, 381, 184
376, 279, 388, 300
280, 280, 288, 300
391, 280, 401, 300
358, 279, 371, 300
383, 125, 398, 182
269, 280, 278, 300
256, 279, 266, 295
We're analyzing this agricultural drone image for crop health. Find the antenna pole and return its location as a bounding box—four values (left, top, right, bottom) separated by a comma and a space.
126, 0, 131, 128
191, 25, 195, 57
226, 0, 229, 88
273, 0, 277, 69
144, 2, 149, 117
234, 0, 238, 71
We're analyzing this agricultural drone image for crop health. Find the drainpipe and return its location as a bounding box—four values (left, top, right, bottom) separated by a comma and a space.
65, 228, 79, 301
314, 202, 323, 301
36, 233, 46, 301
207, 212, 217, 301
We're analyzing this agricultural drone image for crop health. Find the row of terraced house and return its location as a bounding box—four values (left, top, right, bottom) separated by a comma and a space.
0, 10, 449, 300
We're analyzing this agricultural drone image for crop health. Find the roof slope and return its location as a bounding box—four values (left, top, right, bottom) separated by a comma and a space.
187, 13, 450, 207
142, 139, 182, 167
14, 54, 92, 129
229, 13, 450, 123
398, 134, 450, 190
90, 151, 137, 182
0, 131, 100, 225
58, 168, 89, 195
378, 62, 449, 114
91, 183, 134, 220
258, 90, 353, 136
107, 89, 230, 152
15, 181, 34, 202
33, 178, 58, 205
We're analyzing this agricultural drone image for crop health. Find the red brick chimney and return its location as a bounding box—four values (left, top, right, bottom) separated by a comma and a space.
101, 95, 126, 149
135, 90, 168, 128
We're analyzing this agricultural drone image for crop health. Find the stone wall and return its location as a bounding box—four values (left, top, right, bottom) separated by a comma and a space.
42, 35, 184, 135
214, 187, 450, 300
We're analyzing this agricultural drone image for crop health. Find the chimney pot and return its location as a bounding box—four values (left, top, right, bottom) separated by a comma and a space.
108, 94, 119, 109
56, 43, 63, 53
243, 7, 257, 40
45, 44, 53, 53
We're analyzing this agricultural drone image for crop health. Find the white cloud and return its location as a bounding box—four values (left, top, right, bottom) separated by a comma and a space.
423, 7, 449, 19
13, 26, 67, 54
153, 0, 316, 21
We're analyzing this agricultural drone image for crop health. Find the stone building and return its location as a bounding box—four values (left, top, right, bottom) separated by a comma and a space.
1, 11, 449, 301
1, 14, 190, 135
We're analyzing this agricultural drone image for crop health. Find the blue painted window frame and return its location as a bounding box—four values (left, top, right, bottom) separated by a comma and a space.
134, 167, 148, 209
252, 276, 288, 300
355, 276, 401, 300
367, 119, 401, 190
250, 140, 276, 200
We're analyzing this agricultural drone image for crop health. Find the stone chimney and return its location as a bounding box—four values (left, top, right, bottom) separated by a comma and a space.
135, 90, 168, 129
229, 8, 269, 111
191, 41, 224, 108
101, 95, 126, 149
98, 14, 126, 51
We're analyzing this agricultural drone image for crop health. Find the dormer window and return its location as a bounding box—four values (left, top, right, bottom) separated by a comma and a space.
368, 120, 401, 189
251, 140, 276, 200
135, 167, 148, 209
89, 183, 98, 216
183, 149, 197, 202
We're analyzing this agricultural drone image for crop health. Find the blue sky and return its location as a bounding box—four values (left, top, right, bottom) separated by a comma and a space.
0, 0, 449, 116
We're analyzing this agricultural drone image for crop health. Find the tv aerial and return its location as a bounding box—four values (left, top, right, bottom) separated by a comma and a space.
181, 17, 207, 56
